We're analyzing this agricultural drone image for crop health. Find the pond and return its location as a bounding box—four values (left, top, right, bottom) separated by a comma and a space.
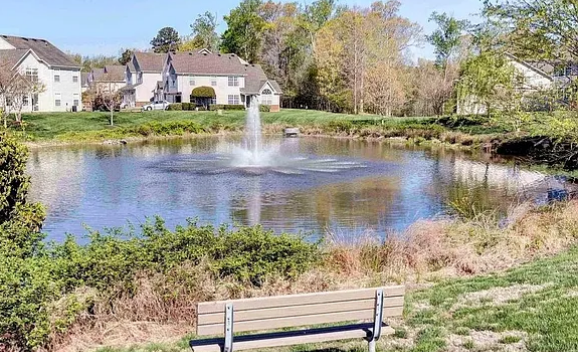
27, 136, 568, 242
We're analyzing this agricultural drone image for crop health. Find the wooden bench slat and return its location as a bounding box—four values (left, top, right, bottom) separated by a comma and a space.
197, 286, 405, 314
191, 326, 395, 351
197, 306, 403, 336
198, 296, 404, 326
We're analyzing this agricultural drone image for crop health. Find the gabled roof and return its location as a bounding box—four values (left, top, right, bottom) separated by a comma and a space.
241, 64, 283, 94
0, 35, 80, 69
169, 51, 247, 75
0, 48, 30, 69
133, 52, 165, 73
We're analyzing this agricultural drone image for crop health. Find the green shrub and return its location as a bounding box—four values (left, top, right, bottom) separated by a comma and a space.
327, 120, 353, 133
191, 86, 216, 98
210, 104, 245, 111
259, 105, 271, 113
181, 102, 192, 111
167, 103, 182, 111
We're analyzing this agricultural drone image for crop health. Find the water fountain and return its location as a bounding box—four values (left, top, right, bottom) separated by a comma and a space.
158, 97, 365, 175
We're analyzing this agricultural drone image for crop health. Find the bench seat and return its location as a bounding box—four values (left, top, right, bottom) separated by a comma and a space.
191, 286, 404, 352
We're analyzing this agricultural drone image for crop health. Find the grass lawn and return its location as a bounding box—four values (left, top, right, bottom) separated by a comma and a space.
16, 109, 431, 140
96, 248, 578, 352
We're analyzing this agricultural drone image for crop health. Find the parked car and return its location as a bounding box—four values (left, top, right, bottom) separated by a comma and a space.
142, 101, 169, 111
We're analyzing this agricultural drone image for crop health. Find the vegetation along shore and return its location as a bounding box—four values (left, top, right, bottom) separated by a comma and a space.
6, 109, 578, 173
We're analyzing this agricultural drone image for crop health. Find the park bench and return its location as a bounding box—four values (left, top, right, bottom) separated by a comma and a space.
189, 285, 405, 352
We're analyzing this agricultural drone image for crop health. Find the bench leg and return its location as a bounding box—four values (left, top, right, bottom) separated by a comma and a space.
368, 339, 376, 352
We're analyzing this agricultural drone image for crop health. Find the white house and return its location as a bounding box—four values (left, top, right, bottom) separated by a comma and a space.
457, 53, 577, 115
159, 50, 282, 111
121, 52, 165, 107
0, 34, 81, 112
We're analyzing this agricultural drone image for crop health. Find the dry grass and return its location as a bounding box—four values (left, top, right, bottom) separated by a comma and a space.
53, 200, 578, 352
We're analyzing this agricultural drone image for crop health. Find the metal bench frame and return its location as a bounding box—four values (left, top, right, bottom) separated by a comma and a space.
190, 288, 387, 352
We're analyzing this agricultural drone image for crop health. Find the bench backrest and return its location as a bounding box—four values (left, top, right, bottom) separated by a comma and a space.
196, 286, 405, 336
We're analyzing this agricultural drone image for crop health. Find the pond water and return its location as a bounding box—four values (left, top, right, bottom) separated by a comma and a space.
27, 136, 568, 242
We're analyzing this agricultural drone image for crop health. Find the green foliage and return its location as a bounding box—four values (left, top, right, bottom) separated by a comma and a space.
458, 51, 518, 116
167, 103, 182, 111
209, 104, 246, 111
131, 121, 205, 136
259, 105, 271, 112
427, 12, 470, 68
118, 49, 134, 65
0, 133, 45, 254
221, 0, 266, 62
150, 27, 181, 53
483, 0, 578, 61
188, 11, 220, 52
191, 86, 216, 98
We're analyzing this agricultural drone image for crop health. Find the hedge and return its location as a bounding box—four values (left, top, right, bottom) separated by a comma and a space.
210, 104, 246, 111
259, 105, 270, 113
167, 103, 182, 111
191, 86, 216, 98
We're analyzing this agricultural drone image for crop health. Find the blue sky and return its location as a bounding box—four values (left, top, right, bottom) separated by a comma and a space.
0, 0, 481, 60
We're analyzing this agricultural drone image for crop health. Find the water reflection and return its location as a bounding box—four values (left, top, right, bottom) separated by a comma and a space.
26, 137, 573, 242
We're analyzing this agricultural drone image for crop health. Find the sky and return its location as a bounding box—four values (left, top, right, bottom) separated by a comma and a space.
0, 0, 481, 60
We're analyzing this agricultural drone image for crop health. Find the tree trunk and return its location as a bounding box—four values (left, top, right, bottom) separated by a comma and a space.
110, 109, 114, 126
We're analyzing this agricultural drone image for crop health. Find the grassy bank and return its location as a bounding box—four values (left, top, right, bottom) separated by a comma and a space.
2, 199, 576, 352
10, 109, 577, 171
96, 247, 579, 352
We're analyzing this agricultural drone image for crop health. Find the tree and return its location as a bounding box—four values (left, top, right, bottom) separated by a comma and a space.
483, 0, 578, 61
426, 12, 470, 69
118, 49, 134, 65
221, 0, 266, 62
191, 12, 220, 51
150, 27, 181, 53
94, 72, 122, 126
0, 62, 44, 127
458, 50, 519, 117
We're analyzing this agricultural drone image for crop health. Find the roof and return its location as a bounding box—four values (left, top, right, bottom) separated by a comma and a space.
0, 35, 80, 69
133, 52, 165, 73
241, 64, 283, 94
504, 53, 553, 81
169, 52, 247, 75
90, 65, 125, 83
0, 49, 30, 69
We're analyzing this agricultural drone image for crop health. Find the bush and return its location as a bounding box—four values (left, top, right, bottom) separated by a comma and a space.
210, 104, 246, 111
259, 105, 271, 113
181, 102, 192, 111
131, 121, 205, 136
167, 103, 182, 111
191, 86, 216, 98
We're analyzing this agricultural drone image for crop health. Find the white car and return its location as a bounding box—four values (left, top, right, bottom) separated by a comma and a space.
142, 101, 169, 111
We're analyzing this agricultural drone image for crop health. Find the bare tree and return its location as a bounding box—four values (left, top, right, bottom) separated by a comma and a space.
94, 72, 122, 126
0, 62, 44, 127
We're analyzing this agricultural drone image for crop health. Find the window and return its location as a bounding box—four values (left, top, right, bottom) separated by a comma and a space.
73, 99, 79, 107
5, 96, 12, 106
228, 76, 239, 87
73, 75, 78, 83
25, 68, 38, 83
211, 76, 217, 86
228, 95, 239, 105
54, 75, 60, 82
55, 99, 61, 107
23, 95, 29, 106
189, 76, 195, 86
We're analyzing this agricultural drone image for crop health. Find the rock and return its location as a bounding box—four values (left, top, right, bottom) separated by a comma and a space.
284, 127, 300, 137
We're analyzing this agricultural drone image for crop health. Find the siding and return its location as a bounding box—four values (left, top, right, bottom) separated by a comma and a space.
177, 75, 245, 104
